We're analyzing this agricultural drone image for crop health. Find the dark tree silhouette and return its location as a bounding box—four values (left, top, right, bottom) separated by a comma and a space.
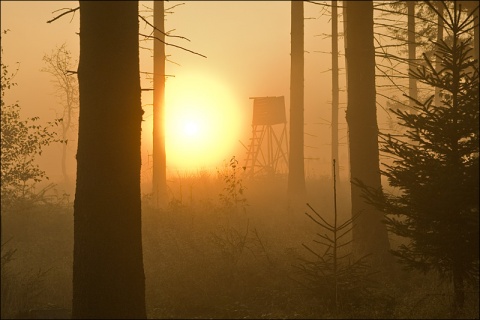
152, 0, 168, 208
288, 0, 306, 203
344, 0, 391, 264
359, 2, 479, 313
73, 2, 146, 318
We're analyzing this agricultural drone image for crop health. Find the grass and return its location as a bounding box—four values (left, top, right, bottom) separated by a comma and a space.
1, 169, 478, 318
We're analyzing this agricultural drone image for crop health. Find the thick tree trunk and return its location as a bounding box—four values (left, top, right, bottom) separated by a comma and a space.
345, 1, 391, 264
153, 0, 168, 209
288, 0, 306, 203
73, 2, 146, 318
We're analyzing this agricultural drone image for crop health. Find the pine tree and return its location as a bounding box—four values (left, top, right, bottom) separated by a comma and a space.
358, 1, 479, 314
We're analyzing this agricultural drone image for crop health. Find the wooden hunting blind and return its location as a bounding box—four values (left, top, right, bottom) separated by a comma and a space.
252, 96, 287, 125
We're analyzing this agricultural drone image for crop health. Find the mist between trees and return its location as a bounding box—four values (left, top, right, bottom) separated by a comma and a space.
1, 1, 478, 319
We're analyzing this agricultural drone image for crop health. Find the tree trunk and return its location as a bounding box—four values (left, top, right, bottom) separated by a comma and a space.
435, 2, 444, 107
407, 1, 418, 110
475, 7, 479, 63
345, 0, 391, 264
73, 2, 146, 318
461, 1, 479, 62
61, 131, 69, 188
153, 0, 168, 209
331, 0, 340, 183
288, 0, 306, 203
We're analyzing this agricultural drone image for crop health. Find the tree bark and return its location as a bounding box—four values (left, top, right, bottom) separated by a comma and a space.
288, 0, 306, 203
345, 0, 391, 264
73, 2, 146, 318
153, 0, 168, 209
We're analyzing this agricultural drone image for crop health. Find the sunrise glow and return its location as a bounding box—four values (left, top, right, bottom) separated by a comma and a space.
165, 74, 243, 171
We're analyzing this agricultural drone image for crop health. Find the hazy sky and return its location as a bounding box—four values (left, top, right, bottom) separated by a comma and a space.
1, 1, 347, 191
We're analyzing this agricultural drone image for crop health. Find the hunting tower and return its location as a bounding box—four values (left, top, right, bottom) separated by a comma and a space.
243, 96, 289, 177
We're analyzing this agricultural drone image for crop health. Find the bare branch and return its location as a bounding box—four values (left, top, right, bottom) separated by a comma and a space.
47, 7, 79, 24
139, 33, 206, 59
307, 203, 333, 229
305, 1, 345, 8
166, 3, 185, 12
138, 15, 191, 42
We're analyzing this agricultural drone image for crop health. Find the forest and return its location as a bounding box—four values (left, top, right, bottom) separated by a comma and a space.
1, 1, 479, 319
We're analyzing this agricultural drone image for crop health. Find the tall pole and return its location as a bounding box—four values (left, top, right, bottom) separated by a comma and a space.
331, 0, 340, 183
153, 0, 167, 208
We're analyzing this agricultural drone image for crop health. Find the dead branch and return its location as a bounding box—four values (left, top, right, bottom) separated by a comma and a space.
138, 15, 191, 42
166, 3, 185, 12
306, 1, 346, 9
139, 33, 207, 59
47, 7, 80, 24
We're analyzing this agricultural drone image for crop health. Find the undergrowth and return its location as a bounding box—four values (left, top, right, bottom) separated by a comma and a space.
1, 167, 478, 318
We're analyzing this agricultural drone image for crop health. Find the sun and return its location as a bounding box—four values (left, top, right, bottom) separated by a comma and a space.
183, 120, 199, 136
165, 74, 244, 171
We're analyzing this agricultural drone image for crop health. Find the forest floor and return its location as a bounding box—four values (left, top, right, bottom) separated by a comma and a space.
1, 171, 479, 319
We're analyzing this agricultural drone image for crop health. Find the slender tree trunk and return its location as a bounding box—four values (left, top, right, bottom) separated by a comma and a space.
462, 1, 479, 62
331, 0, 340, 183
345, 0, 391, 264
474, 7, 479, 63
153, 0, 168, 209
343, 1, 350, 181
61, 128, 69, 188
73, 2, 146, 318
435, 2, 444, 107
408, 1, 418, 110
62, 95, 72, 189
457, 1, 479, 61
288, 0, 306, 203
62, 86, 74, 189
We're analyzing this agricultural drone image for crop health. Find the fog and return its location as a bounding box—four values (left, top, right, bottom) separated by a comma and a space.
1, 1, 478, 319
1, 1, 348, 193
